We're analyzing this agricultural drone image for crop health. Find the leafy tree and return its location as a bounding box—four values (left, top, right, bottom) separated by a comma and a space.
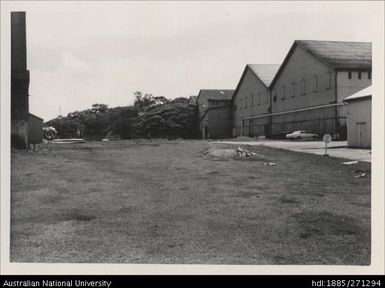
134, 102, 199, 139
133, 92, 171, 113
91, 103, 109, 114
171, 97, 189, 104
45, 93, 200, 140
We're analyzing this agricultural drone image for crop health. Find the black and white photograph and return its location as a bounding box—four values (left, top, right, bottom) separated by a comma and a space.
1, 0, 384, 275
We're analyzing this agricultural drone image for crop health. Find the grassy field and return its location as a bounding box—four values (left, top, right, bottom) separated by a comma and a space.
10, 140, 371, 264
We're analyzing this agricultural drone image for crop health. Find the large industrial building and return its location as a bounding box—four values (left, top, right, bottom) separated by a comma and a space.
231, 64, 280, 138
228, 40, 372, 140
269, 40, 371, 140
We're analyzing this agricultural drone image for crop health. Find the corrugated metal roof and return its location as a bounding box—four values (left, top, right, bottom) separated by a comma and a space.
28, 113, 44, 121
199, 89, 234, 101
344, 85, 372, 101
247, 64, 280, 87
296, 40, 372, 69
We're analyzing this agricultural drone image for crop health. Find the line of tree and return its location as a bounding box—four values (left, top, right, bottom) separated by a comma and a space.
45, 92, 199, 140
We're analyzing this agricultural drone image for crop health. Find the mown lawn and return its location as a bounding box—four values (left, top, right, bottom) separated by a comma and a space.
10, 140, 371, 264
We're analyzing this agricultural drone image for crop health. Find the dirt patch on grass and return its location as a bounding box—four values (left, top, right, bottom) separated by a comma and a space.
118, 207, 137, 214
293, 211, 363, 237
203, 147, 237, 158
236, 191, 261, 199
280, 196, 301, 204
40, 194, 65, 204
55, 210, 97, 222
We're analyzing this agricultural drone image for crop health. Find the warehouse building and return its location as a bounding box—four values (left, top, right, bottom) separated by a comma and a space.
196, 89, 234, 139
344, 86, 372, 148
231, 64, 280, 137
268, 40, 372, 140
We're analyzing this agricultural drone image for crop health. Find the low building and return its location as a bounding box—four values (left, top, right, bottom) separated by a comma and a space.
343, 86, 371, 148
196, 89, 234, 139
28, 113, 44, 147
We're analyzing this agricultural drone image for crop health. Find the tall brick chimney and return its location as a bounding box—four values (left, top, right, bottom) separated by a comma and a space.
11, 12, 30, 149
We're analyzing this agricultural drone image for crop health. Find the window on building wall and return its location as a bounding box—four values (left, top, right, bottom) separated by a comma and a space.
256, 93, 260, 105
348, 71, 352, 79
302, 79, 306, 95
313, 76, 318, 92
281, 85, 285, 100
291, 82, 295, 97
358, 72, 362, 79
239, 99, 242, 109
368, 71, 372, 79
251, 95, 254, 107
245, 98, 248, 108
327, 72, 332, 89
265, 92, 269, 104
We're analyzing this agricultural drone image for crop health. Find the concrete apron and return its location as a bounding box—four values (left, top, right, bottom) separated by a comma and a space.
213, 140, 371, 163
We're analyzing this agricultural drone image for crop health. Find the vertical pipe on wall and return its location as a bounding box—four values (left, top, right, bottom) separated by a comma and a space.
334, 71, 339, 140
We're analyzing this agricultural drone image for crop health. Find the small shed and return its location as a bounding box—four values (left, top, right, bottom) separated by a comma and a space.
28, 113, 44, 147
343, 86, 371, 148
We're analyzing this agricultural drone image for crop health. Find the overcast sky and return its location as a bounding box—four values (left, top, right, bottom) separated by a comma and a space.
1, 1, 376, 121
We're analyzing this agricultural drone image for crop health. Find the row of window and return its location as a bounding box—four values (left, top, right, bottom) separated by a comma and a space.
234, 71, 371, 110
348, 71, 371, 80
272, 74, 329, 102
235, 74, 324, 109
235, 92, 268, 111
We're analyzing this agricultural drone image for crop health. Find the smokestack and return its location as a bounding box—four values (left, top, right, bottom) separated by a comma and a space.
11, 11, 30, 149
11, 12, 27, 71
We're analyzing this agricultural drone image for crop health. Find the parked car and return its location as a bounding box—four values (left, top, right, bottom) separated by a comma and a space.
286, 130, 319, 140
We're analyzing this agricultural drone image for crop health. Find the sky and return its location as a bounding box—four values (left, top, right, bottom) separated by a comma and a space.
1, 1, 376, 121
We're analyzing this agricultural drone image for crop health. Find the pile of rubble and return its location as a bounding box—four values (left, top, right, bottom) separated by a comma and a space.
235, 146, 257, 157
203, 146, 259, 159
